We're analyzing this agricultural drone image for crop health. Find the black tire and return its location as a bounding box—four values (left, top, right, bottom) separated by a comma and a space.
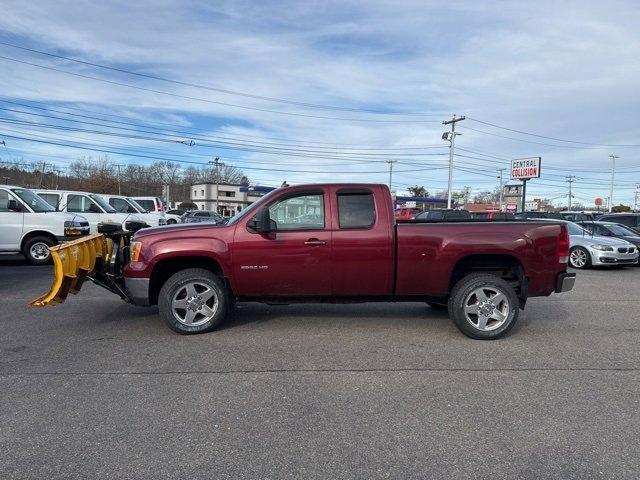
447, 273, 519, 340
167, 218, 177, 224
426, 301, 448, 311
158, 268, 229, 334
569, 246, 592, 269
22, 236, 55, 265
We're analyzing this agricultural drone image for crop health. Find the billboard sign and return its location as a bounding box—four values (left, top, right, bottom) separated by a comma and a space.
511, 157, 541, 180
503, 184, 522, 197
506, 203, 517, 212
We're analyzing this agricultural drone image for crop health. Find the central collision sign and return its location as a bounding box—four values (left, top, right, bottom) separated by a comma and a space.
511, 157, 541, 180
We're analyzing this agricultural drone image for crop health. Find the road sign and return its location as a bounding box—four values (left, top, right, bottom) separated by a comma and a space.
511, 157, 541, 180
595, 197, 603, 206
503, 184, 522, 196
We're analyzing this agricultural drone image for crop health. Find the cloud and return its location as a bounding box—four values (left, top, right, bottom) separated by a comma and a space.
0, 0, 638, 202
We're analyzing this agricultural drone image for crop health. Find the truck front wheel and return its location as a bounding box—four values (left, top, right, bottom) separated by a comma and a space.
158, 268, 230, 334
447, 273, 519, 340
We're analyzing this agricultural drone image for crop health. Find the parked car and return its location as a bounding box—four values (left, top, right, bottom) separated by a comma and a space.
540, 219, 638, 269
34, 183, 575, 340
179, 210, 197, 223
415, 209, 471, 220
395, 207, 422, 221
165, 209, 184, 224
470, 212, 515, 221
132, 196, 164, 215
34, 189, 145, 233
183, 210, 226, 224
577, 221, 640, 252
514, 211, 563, 220
100, 194, 167, 226
596, 213, 640, 235
560, 211, 596, 222
0, 185, 89, 264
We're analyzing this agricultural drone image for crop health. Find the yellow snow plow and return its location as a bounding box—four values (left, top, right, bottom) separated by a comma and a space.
29, 220, 149, 307
30, 233, 113, 306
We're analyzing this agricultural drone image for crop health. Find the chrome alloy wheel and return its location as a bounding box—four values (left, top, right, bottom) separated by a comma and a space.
570, 248, 588, 268
30, 242, 50, 261
463, 286, 510, 332
171, 282, 219, 326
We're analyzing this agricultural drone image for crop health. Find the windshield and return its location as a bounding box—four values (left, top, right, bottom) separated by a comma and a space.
126, 197, 147, 213
136, 199, 155, 212
89, 194, 117, 213
567, 222, 588, 235
11, 188, 55, 212
226, 189, 280, 225
604, 223, 638, 236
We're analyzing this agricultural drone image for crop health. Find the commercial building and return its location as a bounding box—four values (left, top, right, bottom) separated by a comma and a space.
191, 183, 275, 216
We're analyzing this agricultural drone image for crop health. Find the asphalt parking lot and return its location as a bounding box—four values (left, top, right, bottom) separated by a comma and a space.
1, 257, 639, 480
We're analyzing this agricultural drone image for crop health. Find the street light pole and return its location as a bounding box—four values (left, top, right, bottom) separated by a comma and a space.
442, 115, 465, 209
208, 157, 225, 214
497, 168, 506, 210
609, 154, 619, 212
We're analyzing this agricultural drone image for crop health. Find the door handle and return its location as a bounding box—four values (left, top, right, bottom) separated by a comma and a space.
304, 238, 326, 246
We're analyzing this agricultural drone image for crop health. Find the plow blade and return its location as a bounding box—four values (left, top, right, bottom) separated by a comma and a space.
30, 233, 112, 307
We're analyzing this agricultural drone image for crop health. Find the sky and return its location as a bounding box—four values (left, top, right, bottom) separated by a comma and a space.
0, 0, 639, 207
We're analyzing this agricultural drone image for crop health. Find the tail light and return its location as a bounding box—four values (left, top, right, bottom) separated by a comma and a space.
558, 225, 569, 264
156, 198, 164, 212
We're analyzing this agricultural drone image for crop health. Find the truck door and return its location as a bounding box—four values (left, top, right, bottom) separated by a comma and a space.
232, 189, 331, 297
0, 189, 24, 251
329, 187, 394, 296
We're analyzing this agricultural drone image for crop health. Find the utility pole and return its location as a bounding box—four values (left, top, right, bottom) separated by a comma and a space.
566, 176, 576, 210
497, 168, 506, 210
442, 115, 465, 209
635, 183, 640, 211
385, 160, 397, 191
208, 157, 225, 214
38, 161, 47, 188
609, 154, 619, 212
114, 163, 123, 195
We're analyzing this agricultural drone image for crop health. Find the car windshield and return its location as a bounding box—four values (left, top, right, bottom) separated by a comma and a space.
604, 223, 638, 236
126, 197, 147, 213
226, 189, 280, 225
89, 194, 116, 213
11, 188, 56, 212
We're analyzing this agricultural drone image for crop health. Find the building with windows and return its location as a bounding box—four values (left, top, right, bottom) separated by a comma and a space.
190, 183, 275, 216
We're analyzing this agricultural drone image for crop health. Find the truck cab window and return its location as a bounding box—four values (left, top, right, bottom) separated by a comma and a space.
268, 193, 324, 230
338, 192, 375, 228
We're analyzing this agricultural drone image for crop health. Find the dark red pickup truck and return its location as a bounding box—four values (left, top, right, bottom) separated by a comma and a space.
97, 183, 571, 340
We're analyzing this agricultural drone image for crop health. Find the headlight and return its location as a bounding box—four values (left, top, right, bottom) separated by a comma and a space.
590, 244, 614, 251
130, 241, 142, 262
64, 220, 89, 236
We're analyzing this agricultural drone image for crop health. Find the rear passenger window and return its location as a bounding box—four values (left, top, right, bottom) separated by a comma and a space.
337, 191, 375, 228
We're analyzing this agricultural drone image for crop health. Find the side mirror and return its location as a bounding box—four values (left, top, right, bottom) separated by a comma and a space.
7, 199, 22, 212
89, 203, 101, 213
125, 220, 149, 232
249, 208, 274, 233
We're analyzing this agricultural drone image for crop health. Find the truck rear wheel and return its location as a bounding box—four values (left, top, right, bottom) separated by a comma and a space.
23, 236, 54, 265
447, 273, 519, 340
158, 268, 229, 334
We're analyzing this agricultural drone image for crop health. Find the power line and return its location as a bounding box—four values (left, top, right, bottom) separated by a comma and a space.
466, 116, 640, 148
0, 41, 446, 117
0, 55, 441, 124
0, 99, 449, 150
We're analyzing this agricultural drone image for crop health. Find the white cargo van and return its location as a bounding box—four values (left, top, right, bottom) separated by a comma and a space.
100, 194, 166, 226
34, 189, 145, 233
0, 185, 89, 264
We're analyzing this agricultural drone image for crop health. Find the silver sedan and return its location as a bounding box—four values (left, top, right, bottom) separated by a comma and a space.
564, 221, 638, 268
